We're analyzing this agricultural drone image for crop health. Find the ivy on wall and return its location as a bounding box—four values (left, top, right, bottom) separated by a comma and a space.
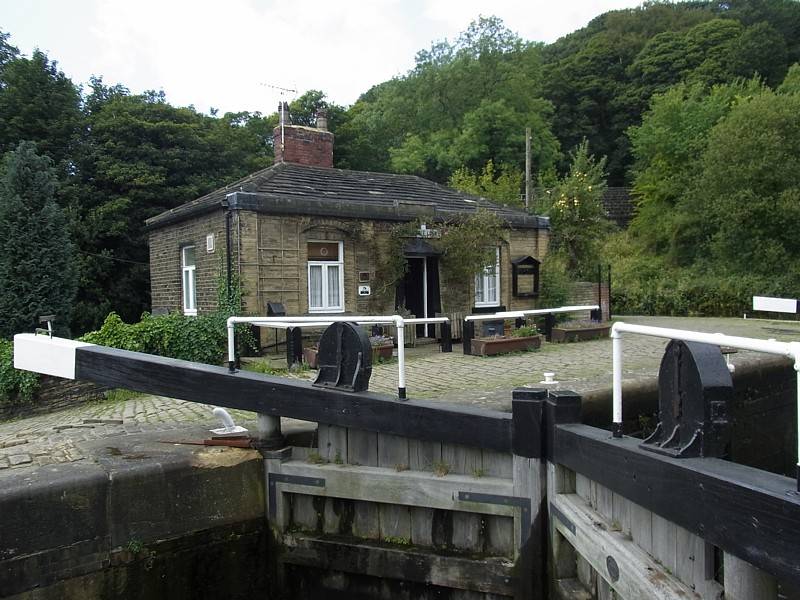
370, 210, 505, 312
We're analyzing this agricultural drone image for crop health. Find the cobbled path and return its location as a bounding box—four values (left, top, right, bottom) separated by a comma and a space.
1, 316, 798, 470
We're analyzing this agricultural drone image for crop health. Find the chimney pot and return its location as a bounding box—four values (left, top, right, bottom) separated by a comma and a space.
315, 109, 328, 131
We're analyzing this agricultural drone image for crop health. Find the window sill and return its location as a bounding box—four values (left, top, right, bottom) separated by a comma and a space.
183, 310, 198, 317
308, 308, 345, 314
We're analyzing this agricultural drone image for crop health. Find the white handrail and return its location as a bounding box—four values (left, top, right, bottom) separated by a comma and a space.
464, 304, 599, 322
610, 322, 800, 476
226, 315, 450, 399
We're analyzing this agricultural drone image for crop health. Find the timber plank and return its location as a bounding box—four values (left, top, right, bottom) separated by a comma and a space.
279, 461, 516, 517
554, 423, 800, 585
74, 345, 512, 451
551, 494, 700, 599
281, 533, 516, 595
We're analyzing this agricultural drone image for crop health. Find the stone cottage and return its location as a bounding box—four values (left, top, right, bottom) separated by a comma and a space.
146, 110, 550, 341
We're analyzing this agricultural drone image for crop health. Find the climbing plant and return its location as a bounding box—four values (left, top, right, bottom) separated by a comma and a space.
371, 210, 505, 311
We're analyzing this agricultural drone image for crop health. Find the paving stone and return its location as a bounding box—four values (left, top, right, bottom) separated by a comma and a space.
8, 454, 32, 466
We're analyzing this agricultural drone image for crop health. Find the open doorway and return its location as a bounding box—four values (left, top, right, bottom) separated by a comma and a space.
397, 246, 442, 338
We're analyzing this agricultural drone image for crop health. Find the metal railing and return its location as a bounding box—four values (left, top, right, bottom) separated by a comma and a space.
226, 315, 450, 399
610, 322, 800, 485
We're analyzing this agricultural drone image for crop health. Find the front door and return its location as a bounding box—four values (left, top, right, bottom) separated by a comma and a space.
398, 257, 441, 337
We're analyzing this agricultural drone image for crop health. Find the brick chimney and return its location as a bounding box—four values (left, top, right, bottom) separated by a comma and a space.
273, 106, 334, 168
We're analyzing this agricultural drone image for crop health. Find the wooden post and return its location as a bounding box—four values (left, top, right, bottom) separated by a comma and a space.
525, 127, 532, 210
543, 313, 555, 342
285, 326, 302, 367
724, 552, 778, 600
440, 321, 452, 353
462, 319, 474, 355
511, 387, 548, 600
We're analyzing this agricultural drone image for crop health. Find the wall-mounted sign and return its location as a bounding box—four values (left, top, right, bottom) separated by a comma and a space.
358, 271, 370, 282
358, 285, 371, 296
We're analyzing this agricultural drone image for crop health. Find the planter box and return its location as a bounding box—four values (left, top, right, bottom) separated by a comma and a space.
551, 323, 611, 343
304, 345, 393, 369
372, 344, 394, 361
471, 335, 541, 356
303, 347, 319, 369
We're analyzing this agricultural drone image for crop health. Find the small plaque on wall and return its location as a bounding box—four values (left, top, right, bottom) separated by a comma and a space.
358, 285, 371, 296
358, 271, 370, 282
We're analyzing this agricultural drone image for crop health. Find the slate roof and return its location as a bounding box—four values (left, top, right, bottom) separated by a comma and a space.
531, 186, 635, 229
146, 162, 548, 230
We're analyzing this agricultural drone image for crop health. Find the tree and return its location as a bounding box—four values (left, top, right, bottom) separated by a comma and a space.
448, 159, 523, 206
546, 140, 610, 277
699, 88, 800, 277
0, 49, 81, 169
0, 142, 75, 337
69, 89, 272, 333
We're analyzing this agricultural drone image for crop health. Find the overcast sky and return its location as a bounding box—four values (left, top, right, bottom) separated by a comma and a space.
1, 0, 644, 115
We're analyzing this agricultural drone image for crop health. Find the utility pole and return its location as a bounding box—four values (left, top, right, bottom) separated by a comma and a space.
525, 127, 532, 210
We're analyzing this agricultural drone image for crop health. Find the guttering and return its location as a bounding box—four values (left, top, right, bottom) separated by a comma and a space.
610, 322, 800, 489
226, 315, 449, 400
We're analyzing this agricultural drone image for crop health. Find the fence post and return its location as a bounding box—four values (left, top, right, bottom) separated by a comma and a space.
543, 313, 555, 342
462, 319, 474, 355
440, 321, 452, 353
285, 326, 303, 368
724, 552, 778, 600
511, 387, 548, 600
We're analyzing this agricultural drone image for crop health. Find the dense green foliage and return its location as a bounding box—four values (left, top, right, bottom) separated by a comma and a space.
607, 71, 800, 315
0, 142, 76, 337
0, 339, 40, 406
81, 311, 231, 365
335, 17, 560, 182
544, 141, 611, 278
2, 2, 800, 330
448, 160, 523, 206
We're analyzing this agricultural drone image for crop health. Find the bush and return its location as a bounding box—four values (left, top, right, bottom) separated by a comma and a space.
81, 311, 233, 366
0, 339, 40, 406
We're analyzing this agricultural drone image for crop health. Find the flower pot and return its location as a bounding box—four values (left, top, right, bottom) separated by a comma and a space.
551, 323, 610, 343
470, 335, 541, 356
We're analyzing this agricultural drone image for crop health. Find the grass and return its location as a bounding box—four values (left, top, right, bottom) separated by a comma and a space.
432, 460, 450, 477
103, 388, 143, 404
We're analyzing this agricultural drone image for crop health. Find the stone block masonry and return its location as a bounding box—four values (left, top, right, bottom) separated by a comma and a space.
0, 430, 267, 599
148, 210, 227, 315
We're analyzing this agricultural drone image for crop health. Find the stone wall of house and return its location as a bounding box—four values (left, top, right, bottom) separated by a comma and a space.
149, 210, 227, 315
149, 209, 551, 345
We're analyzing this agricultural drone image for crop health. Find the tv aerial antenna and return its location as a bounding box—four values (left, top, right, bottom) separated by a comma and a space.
260, 83, 297, 153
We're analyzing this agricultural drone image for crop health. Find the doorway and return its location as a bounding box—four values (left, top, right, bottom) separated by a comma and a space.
399, 256, 441, 338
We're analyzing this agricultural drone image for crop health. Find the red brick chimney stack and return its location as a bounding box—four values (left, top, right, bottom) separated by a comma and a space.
273, 106, 334, 168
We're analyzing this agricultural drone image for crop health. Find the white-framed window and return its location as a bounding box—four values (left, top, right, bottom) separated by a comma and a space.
307, 241, 344, 313
206, 233, 215, 253
181, 245, 197, 316
475, 247, 500, 307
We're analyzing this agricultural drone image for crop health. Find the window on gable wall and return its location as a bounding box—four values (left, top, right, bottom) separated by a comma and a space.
308, 241, 344, 313
475, 247, 500, 307
182, 246, 197, 316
